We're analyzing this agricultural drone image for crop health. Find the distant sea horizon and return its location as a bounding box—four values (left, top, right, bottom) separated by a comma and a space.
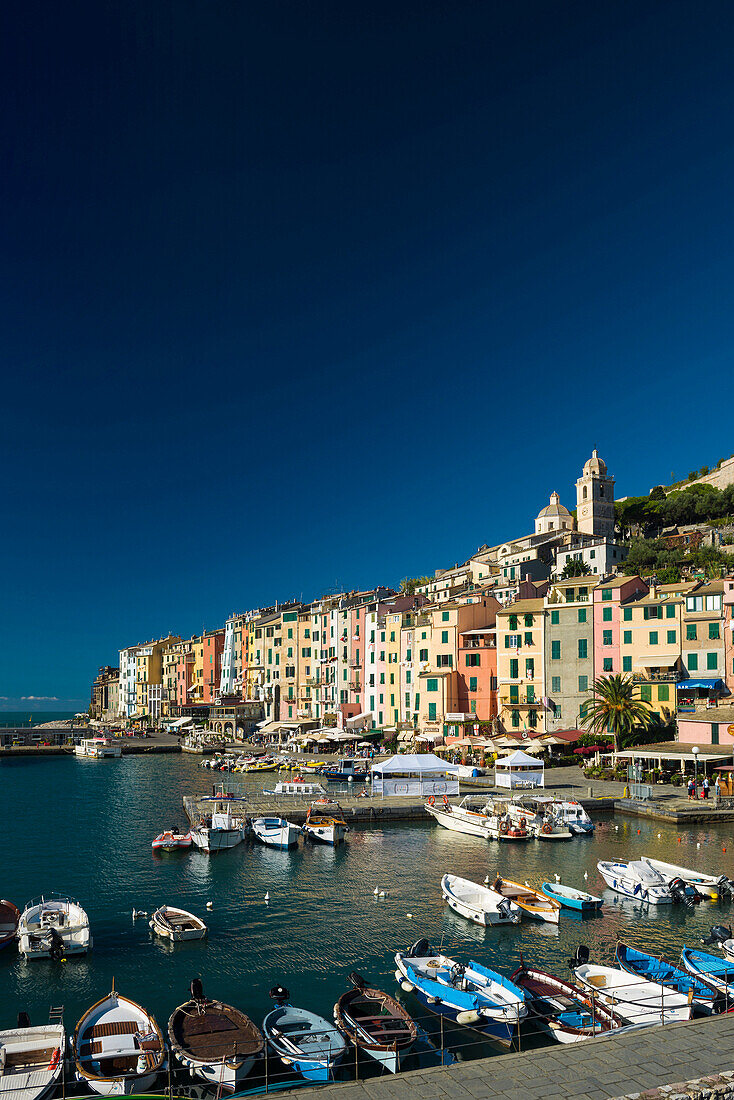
0, 710, 78, 728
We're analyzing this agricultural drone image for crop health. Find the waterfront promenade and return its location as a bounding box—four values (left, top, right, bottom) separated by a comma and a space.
295, 1013, 734, 1100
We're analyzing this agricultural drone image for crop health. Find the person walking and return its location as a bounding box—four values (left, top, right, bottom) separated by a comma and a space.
687, 776, 694, 800
703, 775, 710, 800
715, 775, 722, 804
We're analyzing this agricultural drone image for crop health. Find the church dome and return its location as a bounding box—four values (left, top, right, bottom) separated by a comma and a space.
536, 491, 571, 520
583, 449, 607, 476
535, 491, 573, 535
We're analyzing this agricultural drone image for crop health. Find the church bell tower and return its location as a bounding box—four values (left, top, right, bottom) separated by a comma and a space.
575, 450, 615, 538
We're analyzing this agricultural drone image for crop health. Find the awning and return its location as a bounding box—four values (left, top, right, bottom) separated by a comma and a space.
634, 655, 679, 668
677, 679, 725, 691
168, 717, 193, 728
346, 711, 372, 726
397, 731, 413, 742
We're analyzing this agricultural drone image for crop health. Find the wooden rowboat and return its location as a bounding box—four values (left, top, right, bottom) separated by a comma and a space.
490, 876, 560, 924
333, 973, 417, 1074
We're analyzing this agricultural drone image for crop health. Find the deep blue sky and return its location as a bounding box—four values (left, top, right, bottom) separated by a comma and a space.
2, 1, 734, 708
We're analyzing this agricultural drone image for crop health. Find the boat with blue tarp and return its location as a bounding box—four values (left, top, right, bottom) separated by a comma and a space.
541, 882, 602, 912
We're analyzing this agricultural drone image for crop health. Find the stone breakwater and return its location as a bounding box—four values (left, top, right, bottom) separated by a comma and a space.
612, 1071, 734, 1100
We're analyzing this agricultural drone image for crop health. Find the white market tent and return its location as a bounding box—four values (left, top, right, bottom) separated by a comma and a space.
495, 749, 544, 790
371, 753, 460, 798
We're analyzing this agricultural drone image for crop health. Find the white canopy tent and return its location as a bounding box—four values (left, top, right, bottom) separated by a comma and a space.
494, 749, 545, 790
371, 753, 461, 798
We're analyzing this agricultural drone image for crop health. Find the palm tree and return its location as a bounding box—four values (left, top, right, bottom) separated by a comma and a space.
582, 674, 653, 754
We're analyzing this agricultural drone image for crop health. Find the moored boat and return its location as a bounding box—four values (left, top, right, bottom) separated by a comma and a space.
615, 941, 720, 1013
263, 780, 327, 796
540, 882, 602, 912
489, 876, 560, 924
151, 830, 192, 852
75, 737, 122, 759
190, 790, 245, 853
333, 972, 417, 1074
423, 796, 492, 839
0, 900, 20, 949
73, 987, 166, 1095
149, 906, 207, 943
263, 986, 346, 1083
321, 759, 368, 783
641, 857, 730, 900
509, 962, 623, 1043
441, 874, 521, 926
506, 796, 572, 840
680, 946, 734, 997
394, 940, 526, 1046
551, 800, 595, 835
168, 979, 263, 1092
597, 860, 691, 906
18, 894, 92, 959
302, 804, 348, 845
0, 1016, 66, 1100
573, 961, 692, 1025
251, 817, 301, 850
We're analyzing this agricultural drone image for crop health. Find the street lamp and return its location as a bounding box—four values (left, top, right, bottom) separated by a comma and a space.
692, 745, 699, 788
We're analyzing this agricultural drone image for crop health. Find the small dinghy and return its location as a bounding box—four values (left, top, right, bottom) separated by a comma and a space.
441, 874, 521, 926
151, 830, 192, 851
541, 882, 602, 912
615, 941, 720, 1013
597, 860, 695, 906
18, 894, 92, 959
509, 961, 622, 1043
302, 804, 348, 846
333, 973, 417, 1074
251, 817, 301, 850
394, 939, 527, 1046
73, 986, 166, 1095
490, 876, 560, 924
263, 985, 346, 1083
168, 979, 264, 1092
641, 857, 731, 900
0, 900, 20, 950
572, 953, 692, 1025
149, 906, 207, 943
0, 1014, 65, 1100
680, 946, 734, 996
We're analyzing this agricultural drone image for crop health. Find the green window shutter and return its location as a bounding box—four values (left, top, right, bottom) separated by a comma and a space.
551, 641, 561, 660
551, 676, 561, 693
510, 659, 519, 678
511, 710, 520, 728
551, 610, 559, 624
643, 607, 649, 620
712, 724, 720, 745
578, 608, 587, 623
526, 685, 535, 703
686, 625, 697, 640
709, 622, 720, 639
427, 678, 438, 692
469, 676, 477, 691
428, 703, 436, 721
602, 589, 612, 601
602, 607, 612, 622
658, 684, 669, 702
667, 630, 676, 644
578, 639, 588, 658
442, 611, 449, 622
510, 685, 519, 704
666, 604, 675, 619
622, 656, 632, 672
707, 652, 718, 670
524, 614, 533, 627
640, 684, 652, 702
524, 632, 533, 646
623, 607, 632, 621
509, 615, 518, 630
623, 630, 632, 644
688, 653, 698, 671
649, 631, 658, 645
504, 635, 511, 648
602, 631, 612, 646
578, 675, 588, 692
441, 630, 448, 644
603, 658, 613, 672
525, 659, 534, 678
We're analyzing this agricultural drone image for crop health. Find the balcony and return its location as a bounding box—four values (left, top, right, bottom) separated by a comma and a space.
349, 681, 361, 692
633, 671, 679, 683
463, 639, 496, 649
348, 658, 360, 668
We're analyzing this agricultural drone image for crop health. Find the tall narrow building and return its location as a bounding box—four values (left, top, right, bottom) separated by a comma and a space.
575, 449, 615, 538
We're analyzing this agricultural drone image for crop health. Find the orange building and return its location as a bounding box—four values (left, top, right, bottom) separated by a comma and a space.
457, 626, 497, 722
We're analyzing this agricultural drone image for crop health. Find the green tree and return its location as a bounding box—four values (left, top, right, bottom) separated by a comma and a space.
560, 557, 592, 578
399, 576, 432, 595
649, 485, 666, 501
582, 674, 653, 754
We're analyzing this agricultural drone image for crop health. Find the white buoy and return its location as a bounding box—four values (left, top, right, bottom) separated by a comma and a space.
615, 825, 619, 831
554, 874, 560, 882
658, 833, 662, 839
206, 901, 213, 910
347, 776, 353, 784
264, 892, 270, 902
583, 871, 588, 880
374, 887, 380, 895
484, 875, 490, 885
697, 843, 701, 849
406, 913, 413, 918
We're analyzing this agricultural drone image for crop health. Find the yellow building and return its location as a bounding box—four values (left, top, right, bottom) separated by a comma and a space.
615, 583, 695, 719
496, 599, 546, 733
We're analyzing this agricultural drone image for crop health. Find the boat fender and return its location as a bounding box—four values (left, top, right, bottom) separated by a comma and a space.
427, 996, 440, 1004
280, 1058, 292, 1066
400, 981, 415, 993
456, 1010, 480, 1025
541, 823, 553, 835
394, 969, 403, 983
427, 796, 435, 806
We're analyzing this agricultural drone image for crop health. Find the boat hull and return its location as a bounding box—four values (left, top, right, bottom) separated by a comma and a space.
191, 828, 242, 852
597, 862, 672, 905
541, 884, 602, 912
441, 875, 520, 926
73, 991, 166, 1096
424, 804, 490, 838
0, 1024, 66, 1100
252, 819, 300, 850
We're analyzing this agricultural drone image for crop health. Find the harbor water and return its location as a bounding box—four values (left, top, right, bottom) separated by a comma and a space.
3, 753, 734, 1068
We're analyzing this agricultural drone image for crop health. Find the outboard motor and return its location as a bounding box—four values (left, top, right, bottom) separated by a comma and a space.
269, 985, 290, 1005
669, 878, 700, 907
48, 928, 64, 962
567, 944, 590, 971
349, 972, 366, 989
718, 877, 734, 900
190, 977, 205, 1001
497, 899, 515, 922
702, 925, 733, 947
17, 1011, 31, 1029
406, 938, 430, 959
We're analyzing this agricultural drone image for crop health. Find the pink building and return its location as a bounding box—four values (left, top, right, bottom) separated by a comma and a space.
202, 629, 225, 703
592, 575, 649, 680
725, 578, 734, 697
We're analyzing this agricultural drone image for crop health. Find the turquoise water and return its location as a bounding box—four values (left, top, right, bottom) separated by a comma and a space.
2, 753, 734, 1075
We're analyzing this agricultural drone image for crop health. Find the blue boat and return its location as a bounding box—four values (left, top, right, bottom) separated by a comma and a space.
320, 759, 368, 783
616, 942, 721, 1013
680, 947, 734, 999
540, 882, 602, 912
394, 939, 526, 1047
263, 986, 346, 1083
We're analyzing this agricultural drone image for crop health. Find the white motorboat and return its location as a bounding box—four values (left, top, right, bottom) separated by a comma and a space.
573, 963, 692, 1025
597, 860, 678, 905
302, 804, 348, 845
424, 796, 492, 838
75, 738, 121, 759
441, 874, 521, 926
481, 799, 531, 841
0, 1018, 65, 1100
551, 800, 594, 835
263, 780, 327, 796
506, 796, 572, 840
641, 857, 729, 900
73, 988, 166, 1095
191, 791, 245, 853
251, 817, 300, 850
149, 906, 207, 942
168, 980, 263, 1091
18, 894, 92, 959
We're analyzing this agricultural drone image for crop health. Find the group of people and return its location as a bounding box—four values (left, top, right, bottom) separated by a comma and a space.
688, 774, 717, 800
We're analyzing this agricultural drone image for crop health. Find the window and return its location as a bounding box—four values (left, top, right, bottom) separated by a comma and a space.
528, 708, 537, 728
524, 613, 534, 627
667, 630, 677, 644
509, 658, 519, 678
511, 710, 520, 728
419, 648, 428, 662
603, 658, 613, 672
602, 631, 612, 646
578, 608, 587, 623
602, 607, 612, 622
509, 685, 519, 704
644, 606, 661, 620
666, 604, 675, 619
527, 685, 535, 704
623, 630, 632, 644
688, 653, 699, 671
426, 678, 438, 692
524, 632, 533, 646
525, 658, 534, 678
649, 631, 658, 645
687, 595, 704, 613
406, 671, 411, 684
622, 655, 632, 671
658, 684, 669, 702
436, 654, 453, 668
509, 615, 518, 630
712, 723, 720, 745
709, 622, 720, 640
707, 652, 718, 670
602, 588, 612, 601
640, 684, 652, 702
686, 624, 697, 641
465, 653, 480, 667
578, 639, 588, 658
442, 611, 450, 621
551, 641, 561, 660
428, 703, 436, 721
441, 630, 448, 644
469, 676, 477, 692
706, 595, 722, 611
551, 676, 561, 693
551, 610, 559, 624
623, 607, 632, 621
578, 675, 588, 692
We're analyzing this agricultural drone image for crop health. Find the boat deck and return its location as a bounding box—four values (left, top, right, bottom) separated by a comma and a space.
173, 1003, 262, 1059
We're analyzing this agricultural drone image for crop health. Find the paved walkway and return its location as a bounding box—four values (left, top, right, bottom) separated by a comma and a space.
294, 1013, 734, 1100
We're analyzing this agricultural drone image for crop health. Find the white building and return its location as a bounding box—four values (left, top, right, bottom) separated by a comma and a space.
117, 646, 140, 717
